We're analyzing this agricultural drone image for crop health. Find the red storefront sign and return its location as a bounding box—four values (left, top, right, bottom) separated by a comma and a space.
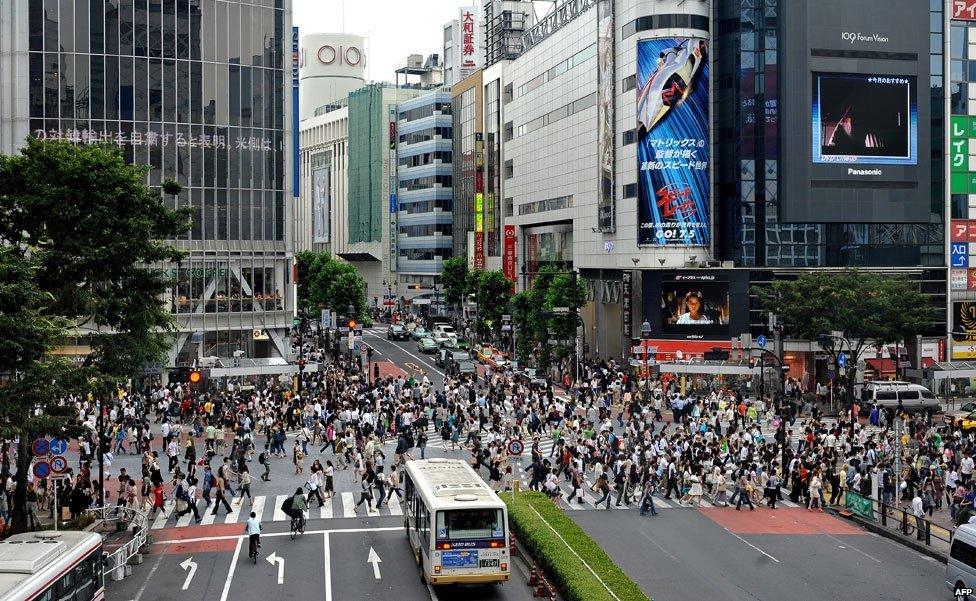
954, 0, 976, 20
951, 219, 976, 242
474, 232, 485, 269
503, 225, 516, 285
969, 268, 976, 290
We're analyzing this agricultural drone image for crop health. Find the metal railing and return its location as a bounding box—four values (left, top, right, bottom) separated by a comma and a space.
86, 505, 150, 580
845, 491, 953, 550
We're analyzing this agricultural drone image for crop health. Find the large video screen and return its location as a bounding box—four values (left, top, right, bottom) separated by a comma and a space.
812, 73, 917, 166
660, 274, 729, 338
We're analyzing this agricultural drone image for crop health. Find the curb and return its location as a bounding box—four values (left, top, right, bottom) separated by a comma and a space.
827, 506, 949, 562
510, 534, 561, 601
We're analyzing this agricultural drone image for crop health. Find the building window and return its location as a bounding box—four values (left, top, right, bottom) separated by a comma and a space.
622, 75, 636, 92
504, 159, 514, 179
622, 183, 637, 199
622, 129, 636, 145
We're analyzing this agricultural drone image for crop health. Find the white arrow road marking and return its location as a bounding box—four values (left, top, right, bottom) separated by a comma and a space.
367, 547, 382, 579
267, 551, 285, 584
179, 556, 197, 590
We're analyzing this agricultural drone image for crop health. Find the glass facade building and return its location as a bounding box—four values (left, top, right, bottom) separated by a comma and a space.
396, 91, 454, 283
715, 0, 945, 269
4, 0, 294, 366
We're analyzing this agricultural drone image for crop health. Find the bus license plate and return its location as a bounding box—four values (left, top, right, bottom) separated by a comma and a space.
479, 559, 499, 568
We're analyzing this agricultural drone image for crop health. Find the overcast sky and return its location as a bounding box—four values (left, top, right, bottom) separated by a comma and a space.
293, 0, 468, 83
293, 1, 554, 83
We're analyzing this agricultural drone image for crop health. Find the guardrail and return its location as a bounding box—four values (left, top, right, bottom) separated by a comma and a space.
844, 490, 953, 551
86, 505, 151, 581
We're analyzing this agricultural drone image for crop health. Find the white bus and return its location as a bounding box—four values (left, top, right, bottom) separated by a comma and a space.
403, 458, 510, 585
0, 531, 104, 601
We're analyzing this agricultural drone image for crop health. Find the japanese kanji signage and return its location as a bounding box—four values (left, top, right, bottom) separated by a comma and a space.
32, 128, 274, 152
458, 7, 482, 77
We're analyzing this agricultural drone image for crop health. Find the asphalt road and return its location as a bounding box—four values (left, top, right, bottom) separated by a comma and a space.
362, 328, 448, 390
569, 508, 948, 601
114, 515, 536, 601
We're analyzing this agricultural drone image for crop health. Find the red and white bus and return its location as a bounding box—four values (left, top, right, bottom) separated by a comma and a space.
0, 531, 104, 601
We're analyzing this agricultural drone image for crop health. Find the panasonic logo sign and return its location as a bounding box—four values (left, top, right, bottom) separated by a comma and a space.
841, 32, 890, 45
848, 168, 883, 176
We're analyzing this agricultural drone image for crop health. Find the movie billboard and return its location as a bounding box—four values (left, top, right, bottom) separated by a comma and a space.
660, 273, 729, 339
312, 166, 330, 244
812, 73, 917, 166
953, 301, 976, 359
636, 38, 710, 246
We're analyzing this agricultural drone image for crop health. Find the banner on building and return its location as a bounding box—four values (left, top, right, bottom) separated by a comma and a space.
952, 269, 968, 291
292, 27, 300, 198
312, 166, 331, 244
503, 225, 517, 284
954, 0, 976, 20
459, 7, 482, 78
636, 38, 710, 246
474, 193, 485, 269
596, 0, 615, 232
622, 271, 632, 339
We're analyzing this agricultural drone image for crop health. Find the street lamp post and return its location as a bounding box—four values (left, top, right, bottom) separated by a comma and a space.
641, 320, 652, 402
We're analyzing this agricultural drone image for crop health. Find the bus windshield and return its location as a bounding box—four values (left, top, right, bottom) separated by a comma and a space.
436, 509, 504, 540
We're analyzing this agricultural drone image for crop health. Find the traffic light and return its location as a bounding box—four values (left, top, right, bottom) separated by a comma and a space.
748, 358, 756, 369
188, 369, 203, 385
348, 319, 357, 329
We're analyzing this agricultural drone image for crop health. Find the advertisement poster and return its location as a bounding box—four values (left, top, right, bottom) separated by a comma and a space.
596, 0, 615, 232
954, 301, 976, 359
312, 166, 330, 244
459, 7, 482, 78
812, 73, 917, 166
659, 273, 729, 339
503, 225, 517, 285
636, 38, 710, 246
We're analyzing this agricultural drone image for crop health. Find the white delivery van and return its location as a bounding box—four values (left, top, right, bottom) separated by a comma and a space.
859, 381, 941, 413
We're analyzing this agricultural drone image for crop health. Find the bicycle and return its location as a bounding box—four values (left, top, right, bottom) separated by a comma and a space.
248, 534, 260, 564
290, 512, 306, 540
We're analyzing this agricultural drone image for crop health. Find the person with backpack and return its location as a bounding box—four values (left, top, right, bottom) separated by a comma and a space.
259, 444, 271, 481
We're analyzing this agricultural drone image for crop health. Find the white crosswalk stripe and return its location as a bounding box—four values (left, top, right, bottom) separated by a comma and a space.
272, 495, 289, 522
320, 498, 334, 519
386, 494, 403, 516
252, 496, 266, 522
200, 505, 218, 525
150, 500, 174, 530
342, 492, 356, 518
175, 507, 193, 528
225, 498, 245, 523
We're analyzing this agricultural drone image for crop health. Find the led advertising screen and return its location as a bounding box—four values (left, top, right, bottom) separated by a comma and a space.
659, 273, 729, 339
636, 38, 710, 246
778, 0, 930, 223
812, 73, 917, 166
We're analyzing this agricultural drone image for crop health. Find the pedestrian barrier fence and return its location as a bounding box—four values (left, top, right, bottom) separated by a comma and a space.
844, 490, 952, 550
86, 505, 151, 582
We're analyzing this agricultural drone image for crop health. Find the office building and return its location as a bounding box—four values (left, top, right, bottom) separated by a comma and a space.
395, 90, 454, 289
0, 0, 296, 368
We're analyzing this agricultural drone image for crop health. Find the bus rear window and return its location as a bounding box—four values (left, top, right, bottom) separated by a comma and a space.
436, 509, 504, 540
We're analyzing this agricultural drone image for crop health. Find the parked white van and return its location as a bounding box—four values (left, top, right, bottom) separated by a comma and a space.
947, 523, 976, 600
859, 381, 941, 413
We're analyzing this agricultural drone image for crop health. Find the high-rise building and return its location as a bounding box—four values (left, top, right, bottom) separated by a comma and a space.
0, 0, 295, 369
454, 0, 947, 382
395, 91, 454, 290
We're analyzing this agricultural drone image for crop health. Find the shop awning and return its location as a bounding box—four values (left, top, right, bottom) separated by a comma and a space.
865, 357, 934, 374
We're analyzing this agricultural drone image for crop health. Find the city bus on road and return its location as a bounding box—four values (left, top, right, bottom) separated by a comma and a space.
403, 458, 510, 585
0, 531, 104, 601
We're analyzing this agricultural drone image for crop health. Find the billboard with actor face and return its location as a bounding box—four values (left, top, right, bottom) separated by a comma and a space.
636, 38, 710, 246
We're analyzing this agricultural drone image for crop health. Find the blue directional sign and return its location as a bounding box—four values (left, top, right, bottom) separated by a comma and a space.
756, 335, 767, 349
952, 243, 969, 268
49, 438, 68, 455
837, 352, 847, 368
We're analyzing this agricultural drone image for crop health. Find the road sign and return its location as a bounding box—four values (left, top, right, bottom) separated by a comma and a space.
827, 368, 835, 381
552, 307, 570, 315
50, 455, 68, 474
49, 438, 68, 455
838, 352, 847, 368
347, 332, 355, 350
507, 439, 525, 456
756, 335, 767, 348
33, 461, 50, 479
31, 438, 49, 457
292, 318, 300, 327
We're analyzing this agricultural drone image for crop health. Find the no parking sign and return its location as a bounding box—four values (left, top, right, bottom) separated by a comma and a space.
50, 455, 69, 474
32, 461, 50, 479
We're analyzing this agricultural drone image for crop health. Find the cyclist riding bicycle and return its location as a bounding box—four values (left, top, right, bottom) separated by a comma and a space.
244, 511, 262, 557
289, 487, 308, 534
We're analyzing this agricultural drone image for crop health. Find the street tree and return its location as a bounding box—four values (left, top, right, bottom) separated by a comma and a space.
295, 250, 317, 312
474, 270, 513, 339
754, 269, 935, 398
441, 256, 469, 310
0, 139, 190, 531
299, 251, 368, 319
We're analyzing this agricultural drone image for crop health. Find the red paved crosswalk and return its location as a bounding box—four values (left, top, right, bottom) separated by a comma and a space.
699, 507, 864, 535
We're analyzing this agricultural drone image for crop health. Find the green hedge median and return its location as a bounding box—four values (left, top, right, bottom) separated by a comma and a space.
504, 491, 650, 601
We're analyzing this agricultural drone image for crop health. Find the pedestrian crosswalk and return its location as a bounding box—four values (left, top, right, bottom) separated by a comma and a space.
148, 491, 406, 530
